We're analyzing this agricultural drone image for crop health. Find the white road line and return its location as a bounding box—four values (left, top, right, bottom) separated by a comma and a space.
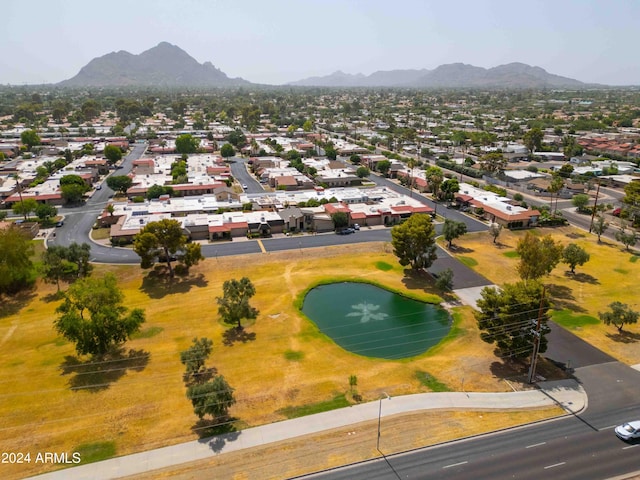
623, 445, 638, 450
526, 442, 546, 449
544, 462, 566, 469
442, 461, 468, 469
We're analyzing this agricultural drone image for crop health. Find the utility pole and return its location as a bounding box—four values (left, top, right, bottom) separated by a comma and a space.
376, 392, 390, 452
588, 181, 601, 233
527, 286, 546, 384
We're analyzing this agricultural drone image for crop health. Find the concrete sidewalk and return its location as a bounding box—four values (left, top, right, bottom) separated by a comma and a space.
29, 379, 586, 480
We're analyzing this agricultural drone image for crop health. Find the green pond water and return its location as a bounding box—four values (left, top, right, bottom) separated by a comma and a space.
301, 282, 450, 359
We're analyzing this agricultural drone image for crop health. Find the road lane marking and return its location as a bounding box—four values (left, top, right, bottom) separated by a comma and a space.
257, 239, 266, 253
623, 445, 638, 450
544, 462, 566, 469
442, 461, 468, 469
526, 442, 546, 448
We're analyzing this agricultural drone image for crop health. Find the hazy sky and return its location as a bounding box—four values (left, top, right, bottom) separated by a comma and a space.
3, 0, 639, 86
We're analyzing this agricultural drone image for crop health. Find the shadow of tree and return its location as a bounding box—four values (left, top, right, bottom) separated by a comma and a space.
60, 348, 150, 391
0, 289, 36, 318
193, 417, 241, 451
489, 358, 527, 380
546, 283, 586, 313
564, 272, 600, 284
222, 327, 256, 347
447, 245, 474, 254
400, 268, 431, 292
42, 290, 66, 303
605, 330, 640, 344
140, 271, 208, 299
565, 232, 587, 239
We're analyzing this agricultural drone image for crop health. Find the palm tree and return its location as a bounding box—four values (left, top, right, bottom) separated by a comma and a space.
12, 173, 27, 221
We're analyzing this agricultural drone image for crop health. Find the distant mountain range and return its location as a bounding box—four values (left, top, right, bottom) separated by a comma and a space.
288, 62, 586, 88
58, 42, 249, 87
58, 42, 588, 89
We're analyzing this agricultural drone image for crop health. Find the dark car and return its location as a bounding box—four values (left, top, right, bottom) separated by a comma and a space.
336, 228, 355, 235
55, 220, 64, 227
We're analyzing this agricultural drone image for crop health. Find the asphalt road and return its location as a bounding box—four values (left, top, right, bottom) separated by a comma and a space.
297, 360, 640, 480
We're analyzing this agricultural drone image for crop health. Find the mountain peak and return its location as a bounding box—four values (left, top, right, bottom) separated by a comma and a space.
59, 42, 249, 87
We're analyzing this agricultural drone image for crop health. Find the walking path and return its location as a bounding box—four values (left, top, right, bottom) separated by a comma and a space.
29, 379, 586, 480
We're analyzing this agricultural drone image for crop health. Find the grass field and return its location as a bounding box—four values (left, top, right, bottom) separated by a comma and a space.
0, 236, 605, 479
444, 226, 640, 364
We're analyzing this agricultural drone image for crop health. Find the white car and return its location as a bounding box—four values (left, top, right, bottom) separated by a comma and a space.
242, 184, 248, 189
615, 420, 640, 440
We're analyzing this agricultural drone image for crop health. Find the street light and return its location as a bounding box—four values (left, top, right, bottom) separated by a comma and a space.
377, 392, 391, 452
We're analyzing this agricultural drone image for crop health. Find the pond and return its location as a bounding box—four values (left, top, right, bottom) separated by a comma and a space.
301, 282, 450, 360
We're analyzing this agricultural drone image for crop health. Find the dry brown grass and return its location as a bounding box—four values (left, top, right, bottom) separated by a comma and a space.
124, 408, 562, 480
0, 242, 562, 479
444, 226, 640, 364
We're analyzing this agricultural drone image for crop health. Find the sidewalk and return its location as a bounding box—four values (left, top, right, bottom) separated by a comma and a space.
29, 379, 586, 480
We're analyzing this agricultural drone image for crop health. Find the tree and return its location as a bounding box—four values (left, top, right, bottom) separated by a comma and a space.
558, 164, 574, 178
180, 337, 214, 385
146, 184, 174, 200
562, 243, 590, 274
548, 174, 564, 214
476, 280, 550, 359
106, 175, 133, 194
60, 174, 90, 204
592, 215, 608, 243
434, 268, 454, 291
226, 129, 247, 148
440, 178, 460, 202
599, 302, 639, 334
20, 129, 40, 150
523, 127, 543, 155
572, 194, 590, 213
220, 143, 235, 158
0, 225, 35, 295
35, 203, 58, 224
376, 159, 391, 176
442, 219, 467, 248
133, 219, 198, 278
186, 374, 236, 420
60, 183, 88, 204
478, 152, 507, 175
391, 214, 437, 270
425, 166, 444, 199
331, 211, 349, 230
350, 154, 362, 164
356, 166, 370, 178
41, 246, 77, 291
489, 222, 502, 244
175, 134, 200, 154
615, 229, 638, 252
516, 232, 563, 281
12, 198, 38, 220
217, 277, 259, 330
54, 273, 145, 357
103, 144, 123, 165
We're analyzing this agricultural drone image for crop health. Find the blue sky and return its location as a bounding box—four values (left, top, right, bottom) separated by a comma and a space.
3, 0, 639, 85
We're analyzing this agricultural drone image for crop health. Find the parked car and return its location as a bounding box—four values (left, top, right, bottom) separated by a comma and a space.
612, 207, 622, 217
615, 420, 640, 441
336, 228, 355, 235
55, 220, 64, 227
242, 184, 248, 190
353, 223, 360, 230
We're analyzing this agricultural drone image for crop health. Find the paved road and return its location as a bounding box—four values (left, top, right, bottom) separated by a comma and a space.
298, 360, 640, 480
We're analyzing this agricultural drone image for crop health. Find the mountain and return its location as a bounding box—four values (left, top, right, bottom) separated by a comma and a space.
412, 62, 585, 88
289, 62, 585, 88
288, 69, 430, 87
59, 42, 249, 87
